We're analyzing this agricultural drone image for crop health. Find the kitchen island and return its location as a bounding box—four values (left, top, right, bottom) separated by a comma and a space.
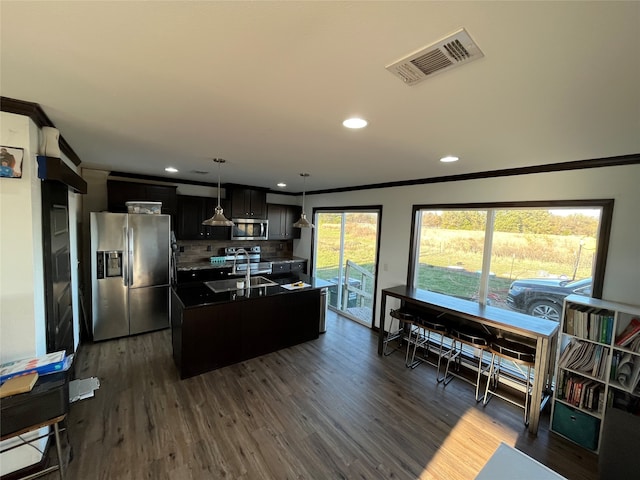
171, 273, 325, 379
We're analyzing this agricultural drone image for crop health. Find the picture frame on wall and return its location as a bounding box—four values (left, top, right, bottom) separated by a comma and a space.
0, 146, 24, 178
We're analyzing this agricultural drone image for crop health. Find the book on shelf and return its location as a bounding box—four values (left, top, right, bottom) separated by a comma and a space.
615, 318, 640, 347
628, 336, 640, 353
558, 339, 587, 368
557, 369, 566, 398
0, 350, 66, 383
560, 375, 602, 412
578, 380, 597, 409
566, 308, 575, 336
567, 307, 614, 343
558, 339, 608, 380
611, 351, 620, 380
593, 313, 614, 344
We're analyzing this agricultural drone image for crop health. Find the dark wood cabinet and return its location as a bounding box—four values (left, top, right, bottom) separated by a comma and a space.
172, 288, 321, 379
107, 180, 177, 217
171, 294, 242, 378
175, 195, 231, 240
267, 203, 301, 240
229, 187, 267, 218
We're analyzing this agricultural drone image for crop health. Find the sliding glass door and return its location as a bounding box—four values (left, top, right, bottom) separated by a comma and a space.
313, 208, 380, 326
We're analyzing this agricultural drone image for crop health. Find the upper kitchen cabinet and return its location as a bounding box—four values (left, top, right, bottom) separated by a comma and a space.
267, 204, 301, 240
176, 195, 231, 240
229, 186, 267, 219
107, 180, 177, 217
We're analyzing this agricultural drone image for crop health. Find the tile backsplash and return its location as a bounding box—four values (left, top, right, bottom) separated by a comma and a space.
176, 239, 294, 264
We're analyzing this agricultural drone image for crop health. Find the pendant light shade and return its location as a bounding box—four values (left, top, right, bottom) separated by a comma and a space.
202, 159, 234, 227
293, 173, 314, 228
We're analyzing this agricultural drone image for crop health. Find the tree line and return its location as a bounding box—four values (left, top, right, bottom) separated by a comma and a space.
421, 210, 598, 236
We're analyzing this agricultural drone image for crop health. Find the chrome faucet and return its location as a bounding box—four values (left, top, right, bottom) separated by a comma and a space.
232, 248, 251, 288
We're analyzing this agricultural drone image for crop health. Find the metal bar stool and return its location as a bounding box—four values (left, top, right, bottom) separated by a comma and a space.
402, 312, 423, 368
383, 308, 414, 357
483, 336, 536, 425
442, 326, 491, 402
407, 313, 454, 378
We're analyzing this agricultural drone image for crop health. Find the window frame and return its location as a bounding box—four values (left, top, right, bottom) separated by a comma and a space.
407, 199, 614, 301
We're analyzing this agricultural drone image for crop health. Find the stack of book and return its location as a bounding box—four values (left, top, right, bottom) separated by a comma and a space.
565, 308, 614, 343
558, 339, 609, 380
0, 350, 68, 384
557, 371, 605, 412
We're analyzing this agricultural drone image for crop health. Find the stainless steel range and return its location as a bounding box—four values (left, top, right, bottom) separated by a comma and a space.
224, 246, 272, 274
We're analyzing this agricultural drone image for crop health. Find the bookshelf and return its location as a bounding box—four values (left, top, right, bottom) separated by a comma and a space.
550, 294, 640, 452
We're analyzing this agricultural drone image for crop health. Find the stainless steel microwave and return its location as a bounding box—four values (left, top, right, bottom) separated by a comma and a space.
231, 218, 269, 240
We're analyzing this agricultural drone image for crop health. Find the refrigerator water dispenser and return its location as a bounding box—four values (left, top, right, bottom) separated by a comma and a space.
96, 251, 123, 279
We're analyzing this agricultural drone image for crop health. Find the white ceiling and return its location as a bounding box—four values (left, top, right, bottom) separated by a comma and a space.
1, 1, 639, 192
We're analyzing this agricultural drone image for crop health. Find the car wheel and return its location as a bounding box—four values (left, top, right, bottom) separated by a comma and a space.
529, 301, 561, 322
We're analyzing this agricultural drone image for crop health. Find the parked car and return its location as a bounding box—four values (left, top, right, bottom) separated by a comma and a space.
506, 277, 592, 322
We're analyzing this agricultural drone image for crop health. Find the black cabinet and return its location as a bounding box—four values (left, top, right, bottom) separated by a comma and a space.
176, 195, 231, 240
107, 180, 177, 217
267, 204, 301, 240
229, 187, 267, 218
290, 260, 307, 273
172, 288, 321, 379
271, 262, 290, 274
176, 267, 231, 284
270, 260, 307, 274
171, 294, 241, 378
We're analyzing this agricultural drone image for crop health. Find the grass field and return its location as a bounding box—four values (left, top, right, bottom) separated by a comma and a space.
315, 214, 378, 309
314, 216, 596, 306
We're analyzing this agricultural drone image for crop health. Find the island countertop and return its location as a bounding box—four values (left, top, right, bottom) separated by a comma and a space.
173, 273, 332, 309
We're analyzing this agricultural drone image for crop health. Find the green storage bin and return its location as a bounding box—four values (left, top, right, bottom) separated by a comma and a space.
552, 402, 600, 451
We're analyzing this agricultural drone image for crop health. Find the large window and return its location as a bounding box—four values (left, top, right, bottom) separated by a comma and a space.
409, 201, 613, 322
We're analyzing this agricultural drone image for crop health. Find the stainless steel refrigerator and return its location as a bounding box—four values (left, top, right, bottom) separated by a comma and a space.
90, 212, 170, 341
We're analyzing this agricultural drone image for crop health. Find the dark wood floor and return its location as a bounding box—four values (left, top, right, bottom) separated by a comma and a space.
54, 311, 598, 479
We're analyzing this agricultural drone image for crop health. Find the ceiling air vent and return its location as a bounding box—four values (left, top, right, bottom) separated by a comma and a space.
385, 28, 484, 86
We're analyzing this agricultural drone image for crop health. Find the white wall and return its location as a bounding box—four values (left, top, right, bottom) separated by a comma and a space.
294, 164, 640, 327
0, 111, 83, 474
0, 112, 48, 474
0, 112, 46, 361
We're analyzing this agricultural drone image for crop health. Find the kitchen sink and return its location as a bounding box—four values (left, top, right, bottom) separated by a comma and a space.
204, 275, 279, 293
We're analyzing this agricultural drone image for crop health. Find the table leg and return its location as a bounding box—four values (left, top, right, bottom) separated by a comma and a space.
377, 292, 387, 355
54, 421, 65, 479
529, 335, 550, 434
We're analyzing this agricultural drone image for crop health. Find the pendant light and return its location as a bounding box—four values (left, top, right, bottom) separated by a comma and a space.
202, 158, 234, 227
293, 173, 315, 228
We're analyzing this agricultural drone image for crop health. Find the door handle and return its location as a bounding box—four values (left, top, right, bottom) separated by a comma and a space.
128, 228, 134, 286
123, 227, 129, 286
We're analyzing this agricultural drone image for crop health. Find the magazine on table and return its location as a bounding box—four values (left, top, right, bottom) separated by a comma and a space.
0, 350, 68, 383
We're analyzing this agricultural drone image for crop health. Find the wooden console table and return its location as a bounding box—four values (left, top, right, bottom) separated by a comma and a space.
0, 415, 66, 479
377, 285, 559, 434
0, 371, 69, 479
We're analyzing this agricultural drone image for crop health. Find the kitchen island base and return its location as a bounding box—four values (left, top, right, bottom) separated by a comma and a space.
171, 287, 321, 379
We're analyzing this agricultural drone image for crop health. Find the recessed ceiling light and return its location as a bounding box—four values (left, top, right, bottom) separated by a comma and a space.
440, 155, 459, 163
277, 182, 286, 188
165, 167, 178, 173
343, 117, 368, 129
